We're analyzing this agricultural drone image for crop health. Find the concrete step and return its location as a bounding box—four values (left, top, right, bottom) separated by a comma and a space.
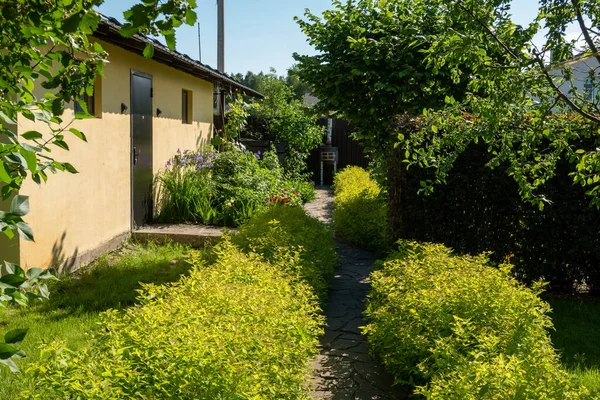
133, 224, 231, 247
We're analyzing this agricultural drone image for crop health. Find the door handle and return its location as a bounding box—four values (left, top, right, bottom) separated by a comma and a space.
133, 147, 140, 165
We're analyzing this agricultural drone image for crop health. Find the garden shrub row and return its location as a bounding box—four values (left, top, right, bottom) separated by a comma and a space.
332, 166, 389, 253
25, 205, 337, 399
27, 241, 323, 399
156, 145, 315, 227
332, 168, 590, 398
232, 206, 338, 304
364, 241, 589, 399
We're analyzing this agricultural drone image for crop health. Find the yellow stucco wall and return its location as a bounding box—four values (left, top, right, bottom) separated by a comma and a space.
12, 40, 214, 270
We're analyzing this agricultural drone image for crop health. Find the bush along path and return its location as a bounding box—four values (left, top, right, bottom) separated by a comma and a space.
305, 188, 409, 400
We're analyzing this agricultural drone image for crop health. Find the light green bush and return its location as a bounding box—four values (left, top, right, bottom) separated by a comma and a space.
365, 241, 589, 399
232, 206, 337, 304
332, 166, 389, 253
27, 242, 323, 399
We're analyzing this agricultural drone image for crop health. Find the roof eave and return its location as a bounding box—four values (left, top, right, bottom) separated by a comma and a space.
93, 20, 264, 99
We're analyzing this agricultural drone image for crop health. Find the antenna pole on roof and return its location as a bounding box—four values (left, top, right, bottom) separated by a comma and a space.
217, 0, 225, 73
197, 22, 202, 63
216, 0, 226, 126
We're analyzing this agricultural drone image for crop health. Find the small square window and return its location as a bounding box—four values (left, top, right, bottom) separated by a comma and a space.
75, 93, 95, 115
182, 89, 193, 124
74, 75, 102, 118
584, 83, 594, 101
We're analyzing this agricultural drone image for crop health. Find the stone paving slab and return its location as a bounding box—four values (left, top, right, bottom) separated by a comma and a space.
133, 224, 228, 247
304, 189, 410, 400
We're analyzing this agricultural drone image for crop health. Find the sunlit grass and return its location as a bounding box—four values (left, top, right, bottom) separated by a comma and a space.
548, 298, 600, 396
0, 241, 196, 398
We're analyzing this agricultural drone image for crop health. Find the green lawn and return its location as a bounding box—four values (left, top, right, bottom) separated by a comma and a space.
0, 242, 196, 398
548, 298, 600, 396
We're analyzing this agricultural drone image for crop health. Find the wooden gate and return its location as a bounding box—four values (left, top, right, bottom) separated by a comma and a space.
307, 119, 369, 185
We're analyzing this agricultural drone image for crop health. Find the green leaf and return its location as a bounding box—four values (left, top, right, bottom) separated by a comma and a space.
62, 12, 83, 33
2, 228, 14, 240
63, 163, 79, 174
0, 274, 26, 287
4, 329, 28, 345
0, 111, 16, 125
25, 268, 43, 281
4, 262, 20, 275
0, 358, 19, 373
69, 128, 87, 142
10, 195, 29, 217
164, 33, 176, 50
19, 149, 37, 172
143, 44, 155, 59
0, 163, 10, 184
38, 284, 49, 299
21, 131, 43, 141
16, 222, 34, 242
185, 9, 197, 26
53, 140, 70, 151
0, 344, 20, 360
119, 23, 138, 38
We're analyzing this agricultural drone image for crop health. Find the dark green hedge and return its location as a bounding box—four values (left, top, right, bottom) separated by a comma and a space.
398, 142, 600, 293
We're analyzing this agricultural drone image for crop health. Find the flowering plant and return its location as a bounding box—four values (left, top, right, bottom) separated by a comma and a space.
267, 188, 303, 207
165, 147, 215, 171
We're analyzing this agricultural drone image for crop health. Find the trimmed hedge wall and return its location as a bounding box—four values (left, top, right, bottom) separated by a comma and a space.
332, 166, 389, 253
364, 241, 588, 399
397, 142, 600, 293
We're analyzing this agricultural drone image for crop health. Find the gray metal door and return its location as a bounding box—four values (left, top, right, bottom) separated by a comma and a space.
130, 70, 153, 228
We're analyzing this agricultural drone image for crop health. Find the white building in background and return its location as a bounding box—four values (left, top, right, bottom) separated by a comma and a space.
551, 54, 600, 101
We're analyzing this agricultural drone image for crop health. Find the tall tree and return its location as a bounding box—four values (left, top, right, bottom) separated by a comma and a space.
293, 0, 479, 236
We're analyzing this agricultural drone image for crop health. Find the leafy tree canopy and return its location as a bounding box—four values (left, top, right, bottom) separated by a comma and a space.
295, 0, 600, 207
231, 66, 312, 101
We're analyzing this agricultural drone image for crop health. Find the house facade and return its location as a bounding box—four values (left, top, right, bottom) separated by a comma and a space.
0, 16, 260, 272
551, 54, 600, 101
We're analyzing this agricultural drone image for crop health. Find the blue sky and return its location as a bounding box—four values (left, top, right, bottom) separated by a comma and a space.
97, 1, 544, 76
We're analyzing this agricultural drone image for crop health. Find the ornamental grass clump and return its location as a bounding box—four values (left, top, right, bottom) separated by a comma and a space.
365, 241, 589, 399
232, 206, 338, 304
155, 147, 217, 225
27, 242, 323, 399
333, 166, 389, 253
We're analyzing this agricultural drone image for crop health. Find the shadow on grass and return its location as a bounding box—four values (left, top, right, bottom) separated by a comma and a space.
547, 298, 600, 370
41, 241, 197, 319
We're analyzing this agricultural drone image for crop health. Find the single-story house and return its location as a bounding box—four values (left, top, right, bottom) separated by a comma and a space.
0, 15, 262, 272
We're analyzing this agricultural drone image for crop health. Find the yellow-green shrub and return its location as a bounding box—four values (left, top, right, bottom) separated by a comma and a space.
364, 241, 589, 399
27, 242, 323, 399
232, 205, 338, 304
333, 166, 389, 253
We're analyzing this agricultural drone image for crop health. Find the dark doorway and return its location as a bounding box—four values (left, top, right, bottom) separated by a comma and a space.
307, 119, 369, 185
130, 70, 153, 228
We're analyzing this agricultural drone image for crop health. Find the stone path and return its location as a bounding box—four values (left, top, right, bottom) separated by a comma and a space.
305, 188, 409, 400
